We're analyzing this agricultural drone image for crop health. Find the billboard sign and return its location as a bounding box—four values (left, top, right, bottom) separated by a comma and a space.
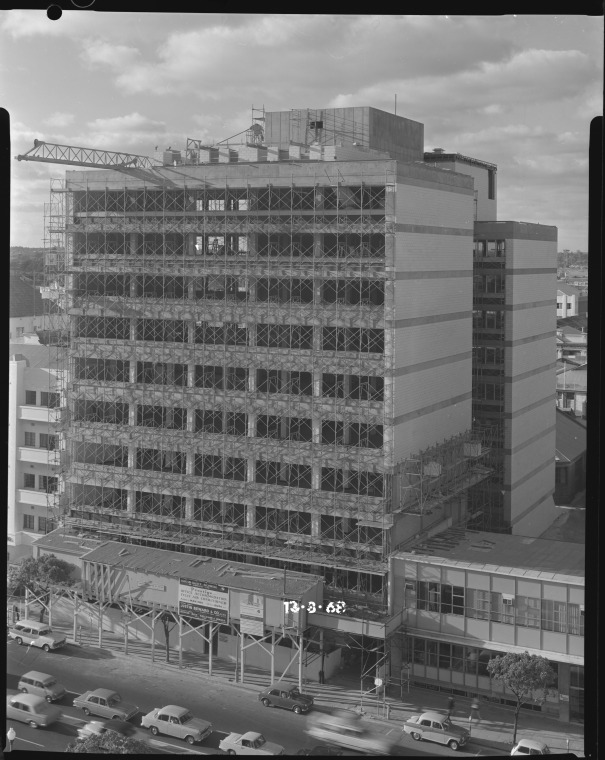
178, 578, 229, 623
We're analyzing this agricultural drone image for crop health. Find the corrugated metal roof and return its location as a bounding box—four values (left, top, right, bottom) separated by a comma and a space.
555, 408, 587, 463
32, 529, 105, 555
557, 283, 580, 297
80, 540, 322, 597
394, 527, 584, 582
10, 277, 45, 319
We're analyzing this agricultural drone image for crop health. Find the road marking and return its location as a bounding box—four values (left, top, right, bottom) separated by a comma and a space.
14, 737, 46, 747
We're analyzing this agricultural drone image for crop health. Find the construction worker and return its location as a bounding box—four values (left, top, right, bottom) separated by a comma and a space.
447, 695, 455, 717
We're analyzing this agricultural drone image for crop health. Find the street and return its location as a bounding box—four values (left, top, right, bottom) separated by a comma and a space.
6, 640, 492, 755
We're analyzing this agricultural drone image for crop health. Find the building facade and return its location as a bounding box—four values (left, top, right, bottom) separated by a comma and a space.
391, 528, 584, 723
8, 345, 62, 562
23, 106, 571, 705
556, 284, 579, 318
9, 276, 46, 342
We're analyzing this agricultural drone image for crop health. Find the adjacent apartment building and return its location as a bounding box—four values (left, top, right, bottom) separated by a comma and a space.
8, 345, 62, 562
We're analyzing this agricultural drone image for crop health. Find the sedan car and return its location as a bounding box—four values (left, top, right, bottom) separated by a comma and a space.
511, 739, 551, 755
141, 705, 212, 744
6, 693, 62, 728
77, 719, 136, 740
73, 689, 138, 721
258, 685, 314, 714
403, 710, 469, 751
219, 731, 285, 755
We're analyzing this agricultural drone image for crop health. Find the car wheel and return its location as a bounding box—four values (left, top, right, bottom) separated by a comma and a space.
16, 637, 23, 645
293, 705, 302, 714
43, 644, 51, 652
29, 721, 39, 729
448, 740, 460, 751
262, 698, 271, 707
83, 707, 91, 715
46, 696, 53, 703
21, 687, 28, 693
227, 751, 236, 756
111, 715, 121, 720
150, 726, 159, 735
411, 732, 421, 741
185, 735, 195, 745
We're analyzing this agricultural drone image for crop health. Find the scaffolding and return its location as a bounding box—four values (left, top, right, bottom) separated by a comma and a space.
396, 427, 496, 516
43, 156, 400, 607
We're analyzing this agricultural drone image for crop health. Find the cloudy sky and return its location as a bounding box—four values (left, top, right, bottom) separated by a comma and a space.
2, 12, 602, 250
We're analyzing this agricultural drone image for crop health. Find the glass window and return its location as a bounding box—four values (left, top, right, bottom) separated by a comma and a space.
23, 514, 35, 530
464, 648, 479, 674
38, 516, 48, 532
439, 642, 451, 669
490, 592, 514, 624
466, 588, 490, 620
25, 390, 37, 405
413, 638, 425, 665
417, 581, 440, 612
541, 600, 567, 633
426, 640, 438, 667
567, 603, 584, 636
24, 432, 36, 447
23, 473, 36, 489
516, 596, 541, 628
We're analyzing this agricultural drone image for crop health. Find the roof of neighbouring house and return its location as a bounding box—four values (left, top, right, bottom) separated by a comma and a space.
555, 408, 587, 463
557, 283, 581, 297
9, 342, 60, 370
557, 315, 588, 332
10, 276, 44, 319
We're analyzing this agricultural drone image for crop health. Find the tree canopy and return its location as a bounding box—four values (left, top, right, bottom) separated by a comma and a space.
65, 732, 155, 754
487, 651, 556, 742
7, 554, 76, 622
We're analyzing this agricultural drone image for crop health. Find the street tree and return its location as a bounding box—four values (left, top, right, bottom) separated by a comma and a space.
159, 610, 178, 662
487, 651, 556, 743
7, 554, 76, 623
66, 732, 155, 754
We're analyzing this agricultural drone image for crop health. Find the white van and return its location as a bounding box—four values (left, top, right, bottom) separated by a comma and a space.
8, 619, 67, 651
18, 671, 66, 702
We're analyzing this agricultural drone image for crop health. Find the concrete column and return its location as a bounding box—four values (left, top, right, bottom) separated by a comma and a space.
129, 319, 137, 341
312, 418, 321, 444
248, 368, 256, 392
247, 413, 256, 438
185, 496, 194, 520
129, 233, 138, 256
312, 464, 321, 490
311, 512, 321, 537
247, 457, 256, 483
188, 364, 196, 388
313, 371, 322, 398
130, 274, 138, 298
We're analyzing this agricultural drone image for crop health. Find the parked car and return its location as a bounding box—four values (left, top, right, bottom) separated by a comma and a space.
296, 747, 343, 756
77, 719, 136, 740
306, 712, 394, 755
258, 685, 314, 714
511, 739, 551, 755
73, 689, 138, 721
8, 619, 67, 651
403, 710, 469, 751
141, 705, 212, 744
6, 693, 62, 728
219, 731, 285, 755
18, 670, 66, 702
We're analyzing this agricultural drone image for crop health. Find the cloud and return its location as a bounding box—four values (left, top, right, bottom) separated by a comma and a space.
44, 112, 75, 128
1, 9, 92, 38
82, 39, 141, 70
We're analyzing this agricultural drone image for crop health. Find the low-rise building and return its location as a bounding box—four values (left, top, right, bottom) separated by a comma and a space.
556, 361, 587, 418
8, 345, 63, 562
556, 284, 580, 318
391, 528, 584, 723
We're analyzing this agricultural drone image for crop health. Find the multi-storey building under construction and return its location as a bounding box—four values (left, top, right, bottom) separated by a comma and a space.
31, 106, 557, 679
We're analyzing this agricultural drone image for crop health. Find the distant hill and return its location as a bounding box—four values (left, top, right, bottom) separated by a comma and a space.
10, 247, 45, 277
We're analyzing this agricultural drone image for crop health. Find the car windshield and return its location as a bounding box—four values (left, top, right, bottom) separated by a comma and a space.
290, 688, 300, 697
180, 712, 193, 723
39, 629, 51, 635
45, 679, 57, 686
108, 696, 121, 706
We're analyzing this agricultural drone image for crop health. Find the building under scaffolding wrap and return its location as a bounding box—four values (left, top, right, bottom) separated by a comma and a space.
32, 106, 554, 682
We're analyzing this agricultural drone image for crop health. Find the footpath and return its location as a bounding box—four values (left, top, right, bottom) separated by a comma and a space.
28, 607, 585, 757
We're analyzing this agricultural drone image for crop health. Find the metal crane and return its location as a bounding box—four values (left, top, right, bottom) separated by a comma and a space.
16, 139, 176, 186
